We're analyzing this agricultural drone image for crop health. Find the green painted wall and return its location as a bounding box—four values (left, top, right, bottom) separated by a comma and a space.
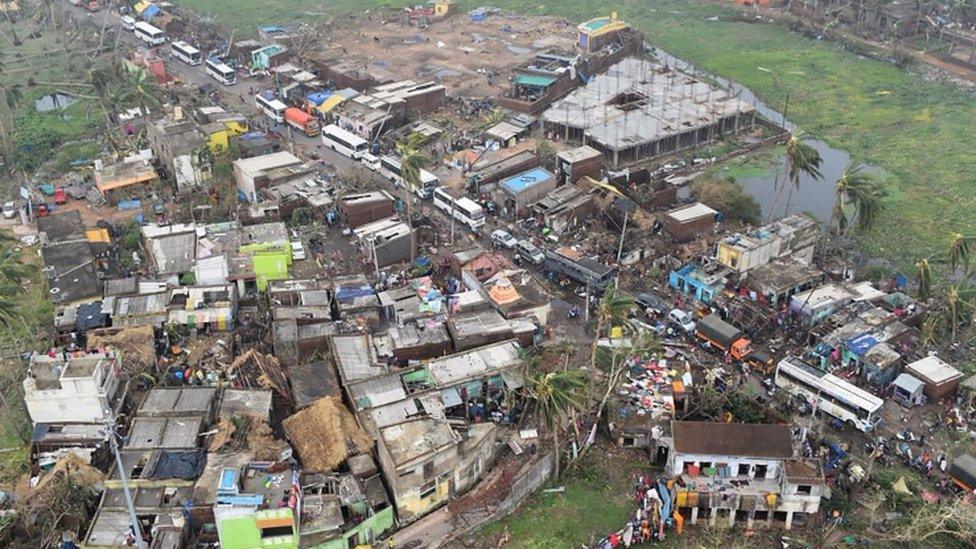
307, 505, 395, 549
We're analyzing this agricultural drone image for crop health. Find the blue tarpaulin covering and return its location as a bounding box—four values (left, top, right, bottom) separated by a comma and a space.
118, 199, 141, 211
844, 334, 878, 357
140, 4, 160, 19
306, 91, 332, 106
335, 285, 373, 303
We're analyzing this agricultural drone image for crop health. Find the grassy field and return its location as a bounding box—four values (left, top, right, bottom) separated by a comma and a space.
472, 452, 647, 548
180, 0, 976, 269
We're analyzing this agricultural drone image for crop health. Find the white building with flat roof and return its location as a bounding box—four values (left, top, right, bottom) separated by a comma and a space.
23, 351, 123, 425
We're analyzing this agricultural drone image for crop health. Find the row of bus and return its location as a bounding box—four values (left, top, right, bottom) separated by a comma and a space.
130, 22, 237, 86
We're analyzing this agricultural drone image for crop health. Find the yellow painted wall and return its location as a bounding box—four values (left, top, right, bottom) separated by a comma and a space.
397, 478, 451, 517
225, 120, 248, 136
208, 130, 229, 154
716, 244, 740, 270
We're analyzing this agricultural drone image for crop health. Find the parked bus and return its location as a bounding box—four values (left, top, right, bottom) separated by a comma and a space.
255, 93, 287, 124
284, 107, 320, 137
432, 187, 486, 231
543, 247, 615, 291
378, 155, 439, 199
774, 357, 883, 432
170, 41, 202, 66
133, 22, 165, 46
205, 58, 237, 86
321, 124, 368, 160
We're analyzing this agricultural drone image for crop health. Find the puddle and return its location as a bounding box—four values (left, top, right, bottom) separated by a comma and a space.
651, 46, 880, 223
34, 93, 76, 112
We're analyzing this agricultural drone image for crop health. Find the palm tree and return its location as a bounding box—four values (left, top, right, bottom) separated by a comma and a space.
115, 67, 162, 122
0, 83, 22, 163
526, 369, 588, 478
948, 233, 975, 277
830, 164, 887, 235
589, 286, 635, 369
395, 137, 427, 263
770, 132, 824, 220
915, 258, 932, 301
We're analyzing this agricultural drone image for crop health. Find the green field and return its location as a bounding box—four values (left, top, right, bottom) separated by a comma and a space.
181, 0, 976, 269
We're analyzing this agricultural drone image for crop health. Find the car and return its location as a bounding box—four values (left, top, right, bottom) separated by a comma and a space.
121, 15, 136, 31
515, 239, 545, 264
290, 241, 306, 260
2, 201, 16, 219
635, 292, 669, 316
490, 229, 517, 249
360, 152, 380, 171
668, 309, 696, 333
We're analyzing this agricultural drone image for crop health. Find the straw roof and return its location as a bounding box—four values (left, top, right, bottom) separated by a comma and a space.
282, 396, 372, 473
87, 325, 156, 373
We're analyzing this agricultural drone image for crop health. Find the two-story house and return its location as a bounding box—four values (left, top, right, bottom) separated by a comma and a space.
23, 351, 123, 425
666, 421, 824, 530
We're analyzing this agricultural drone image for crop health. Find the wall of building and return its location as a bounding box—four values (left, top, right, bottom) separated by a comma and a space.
24, 363, 119, 424
668, 452, 782, 480
315, 505, 395, 549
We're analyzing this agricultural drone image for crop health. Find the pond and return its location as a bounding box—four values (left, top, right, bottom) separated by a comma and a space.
651, 46, 876, 223
34, 93, 76, 112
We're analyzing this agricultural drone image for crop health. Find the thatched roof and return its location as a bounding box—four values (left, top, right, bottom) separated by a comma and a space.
282, 396, 372, 473
87, 325, 156, 373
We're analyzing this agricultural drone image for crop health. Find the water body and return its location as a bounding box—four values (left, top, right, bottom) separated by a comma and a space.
34, 93, 76, 112
650, 46, 868, 223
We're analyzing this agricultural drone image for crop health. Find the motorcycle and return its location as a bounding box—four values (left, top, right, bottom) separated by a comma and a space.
566, 306, 581, 320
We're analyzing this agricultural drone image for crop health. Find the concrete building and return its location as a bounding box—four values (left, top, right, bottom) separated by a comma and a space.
556, 145, 604, 185
663, 202, 719, 243
23, 351, 123, 425
353, 217, 415, 269
498, 167, 558, 217
542, 57, 755, 167
466, 150, 540, 192
338, 191, 396, 228
745, 259, 825, 307
716, 214, 820, 273
334, 80, 446, 139
667, 421, 824, 530
342, 340, 523, 523
233, 151, 306, 202
669, 262, 730, 304
905, 355, 963, 402
141, 223, 198, 279
147, 113, 211, 191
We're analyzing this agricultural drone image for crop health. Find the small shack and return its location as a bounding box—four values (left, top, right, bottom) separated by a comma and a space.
498, 167, 557, 217
891, 373, 925, 407
905, 355, 963, 402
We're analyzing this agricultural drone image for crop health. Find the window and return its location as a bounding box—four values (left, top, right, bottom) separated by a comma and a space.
754, 464, 768, 479
796, 485, 812, 495
260, 526, 293, 538
737, 463, 750, 476
423, 461, 434, 480
622, 437, 636, 447
419, 478, 437, 499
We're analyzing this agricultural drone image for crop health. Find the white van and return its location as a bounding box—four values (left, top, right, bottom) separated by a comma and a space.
360, 152, 380, 172
121, 15, 136, 31
515, 240, 545, 265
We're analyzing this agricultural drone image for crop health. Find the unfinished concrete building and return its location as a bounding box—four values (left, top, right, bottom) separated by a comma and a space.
542, 58, 756, 167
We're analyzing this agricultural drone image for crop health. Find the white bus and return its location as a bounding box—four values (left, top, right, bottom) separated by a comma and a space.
432, 187, 486, 231
774, 357, 883, 432
205, 58, 237, 86
255, 93, 287, 124
170, 41, 202, 66
134, 22, 165, 46
321, 124, 368, 160
378, 155, 439, 199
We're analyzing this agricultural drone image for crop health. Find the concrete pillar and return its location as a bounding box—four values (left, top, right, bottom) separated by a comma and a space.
709, 508, 717, 527
746, 512, 754, 530
690, 507, 699, 525
766, 511, 773, 526
728, 508, 736, 528
785, 511, 794, 530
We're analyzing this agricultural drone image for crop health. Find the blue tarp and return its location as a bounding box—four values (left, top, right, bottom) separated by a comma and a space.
306, 91, 332, 106
140, 4, 160, 20
118, 199, 141, 211
335, 285, 373, 303
844, 334, 878, 357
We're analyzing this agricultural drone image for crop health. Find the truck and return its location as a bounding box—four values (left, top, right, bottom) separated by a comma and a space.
695, 314, 753, 361
284, 107, 320, 137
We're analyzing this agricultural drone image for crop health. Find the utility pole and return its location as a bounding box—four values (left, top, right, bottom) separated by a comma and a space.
107, 420, 146, 549
614, 210, 629, 290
